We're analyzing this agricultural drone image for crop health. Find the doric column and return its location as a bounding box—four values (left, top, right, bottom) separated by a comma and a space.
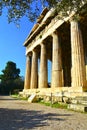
39, 43, 48, 88
30, 50, 38, 89
24, 55, 31, 89
51, 31, 63, 88
70, 20, 86, 87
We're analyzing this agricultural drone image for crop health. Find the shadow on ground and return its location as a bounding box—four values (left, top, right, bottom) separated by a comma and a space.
0, 107, 71, 130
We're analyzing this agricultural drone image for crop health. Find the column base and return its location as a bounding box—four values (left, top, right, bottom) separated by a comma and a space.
52, 70, 63, 88
20, 87, 87, 100
69, 86, 87, 92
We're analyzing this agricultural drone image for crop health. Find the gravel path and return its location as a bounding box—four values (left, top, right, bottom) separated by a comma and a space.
0, 96, 87, 130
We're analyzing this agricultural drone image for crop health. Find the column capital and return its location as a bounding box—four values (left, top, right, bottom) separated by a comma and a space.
32, 48, 39, 57
51, 30, 58, 37
69, 14, 81, 23
40, 40, 46, 45
32, 48, 37, 52
27, 52, 32, 57
40, 42, 46, 48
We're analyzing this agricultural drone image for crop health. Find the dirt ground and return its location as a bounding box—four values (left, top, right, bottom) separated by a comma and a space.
0, 96, 87, 130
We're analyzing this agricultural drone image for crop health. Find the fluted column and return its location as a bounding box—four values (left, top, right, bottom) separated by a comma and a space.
24, 55, 31, 89
70, 20, 86, 87
30, 50, 38, 89
39, 43, 48, 88
51, 31, 63, 88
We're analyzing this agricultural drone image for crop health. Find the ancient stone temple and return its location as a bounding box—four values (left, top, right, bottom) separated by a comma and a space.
22, 3, 87, 98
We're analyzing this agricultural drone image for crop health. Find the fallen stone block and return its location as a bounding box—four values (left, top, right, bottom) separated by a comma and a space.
28, 94, 36, 103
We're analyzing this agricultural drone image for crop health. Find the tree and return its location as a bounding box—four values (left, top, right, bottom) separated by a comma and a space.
0, 0, 47, 23
0, 61, 20, 82
0, 0, 87, 24
0, 61, 23, 94
13, 76, 24, 90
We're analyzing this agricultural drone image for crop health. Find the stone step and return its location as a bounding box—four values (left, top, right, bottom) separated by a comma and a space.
70, 96, 87, 105
68, 104, 87, 112
78, 100, 87, 105
71, 99, 87, 105
75, 96, 87, 101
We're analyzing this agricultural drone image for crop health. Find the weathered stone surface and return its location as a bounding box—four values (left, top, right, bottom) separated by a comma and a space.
39, 43, 48, 88
68, 104, 87, 112
23, 4, 87, 102
51, 32, 63, 88
28, 94, 36, 103
24, 56, 31, 89
70, 20, 86, 87
30, 50, 38, 89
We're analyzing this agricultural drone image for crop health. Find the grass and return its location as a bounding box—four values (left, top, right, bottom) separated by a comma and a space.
52, 102, 68, 109
11, 94, 19, 98
11, 94, 68, 109
11, 94, 28, 100
38, 100, 68, 109
11, 94, 87, 113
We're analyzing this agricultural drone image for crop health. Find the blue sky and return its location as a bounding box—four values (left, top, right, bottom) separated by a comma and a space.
0, 7, 51, 82
0, 11, 34, 77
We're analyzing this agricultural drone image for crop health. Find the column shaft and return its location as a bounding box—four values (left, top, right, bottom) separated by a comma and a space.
70, 20, 86, 87
51, 32, 63, 88
30, 50, 38, 89
24, 56, 31, 89
39, 43, 48, 88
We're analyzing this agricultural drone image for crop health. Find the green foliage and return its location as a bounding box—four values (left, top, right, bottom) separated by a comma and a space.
11, 94, 28, 100
0, 0, 87, 24
0, 0, 43, 23
1, 61, 20, 82
38, 100, 68, 109
46, 0, 58, 7
55, 0, 87, 18
0, 61, 24, 95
